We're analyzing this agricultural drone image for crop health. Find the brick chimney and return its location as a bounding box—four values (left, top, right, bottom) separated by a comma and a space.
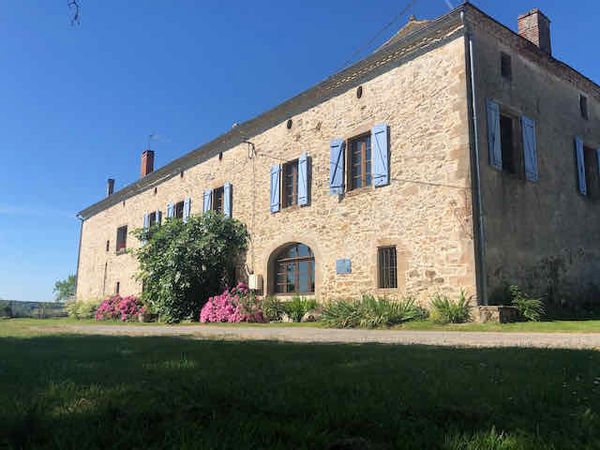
106, 178, 115, 197
140, 150, 155, 178
518, 9, 551, 55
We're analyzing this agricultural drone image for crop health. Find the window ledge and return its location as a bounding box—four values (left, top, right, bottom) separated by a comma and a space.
344, 186, 374, 198
116, 249, 128, 256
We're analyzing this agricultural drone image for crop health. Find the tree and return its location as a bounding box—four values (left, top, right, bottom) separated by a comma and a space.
54, 275, 76, 302
133, 212, 249, 323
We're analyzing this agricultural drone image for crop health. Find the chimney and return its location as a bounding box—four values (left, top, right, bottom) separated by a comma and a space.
518, 9, 552, 55
106, 178, 115, 197
141, 150, 155, 178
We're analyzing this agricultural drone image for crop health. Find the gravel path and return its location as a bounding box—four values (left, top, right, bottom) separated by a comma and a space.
47, 324, 600, 350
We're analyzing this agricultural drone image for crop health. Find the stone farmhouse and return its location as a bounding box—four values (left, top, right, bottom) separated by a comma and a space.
76, 4, 600, 310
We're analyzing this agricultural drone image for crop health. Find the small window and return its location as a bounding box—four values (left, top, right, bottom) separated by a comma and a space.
500, 114, 520, 174
105, 240, 110, 252
174, 201, 185, 219
148, 211, 158, 227
115, 281, 120, 295
212, 186, 225, 213
378, 246, 397, 289
116, 226, 128, 253
347, 133, 372, 190
580, 95, 589, 120
501, 52, 512, 81
583, 145, 599, 198
282, 159, 299, 208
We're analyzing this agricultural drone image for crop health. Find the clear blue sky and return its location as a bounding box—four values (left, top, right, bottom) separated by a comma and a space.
1, 0, 598, 301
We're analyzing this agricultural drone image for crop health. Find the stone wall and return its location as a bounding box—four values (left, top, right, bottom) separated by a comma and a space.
469, 10, 600, 308
76, 36, 476, 304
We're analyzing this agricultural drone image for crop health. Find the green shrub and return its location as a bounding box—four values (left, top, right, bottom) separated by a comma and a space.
430, 290, 471, 324
65, 299, 101, 320
509, 285, 544, 322
262, 296, 286, 322
322, 295, 426, 329
133, 212, 249, 323
283, 296, 318, 322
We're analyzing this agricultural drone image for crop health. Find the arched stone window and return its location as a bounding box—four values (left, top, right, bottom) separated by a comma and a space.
273, 243, 315, 294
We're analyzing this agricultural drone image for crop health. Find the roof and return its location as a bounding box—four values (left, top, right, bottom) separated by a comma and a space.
78, 3, 600, 220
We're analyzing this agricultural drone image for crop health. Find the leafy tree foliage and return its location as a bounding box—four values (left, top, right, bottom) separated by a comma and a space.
133, 212, 249, 323
53, 275, 76, 302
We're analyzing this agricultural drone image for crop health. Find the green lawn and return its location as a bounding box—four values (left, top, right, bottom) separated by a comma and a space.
0, 320, 599, 449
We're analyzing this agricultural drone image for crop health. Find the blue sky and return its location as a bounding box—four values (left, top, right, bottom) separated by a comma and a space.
1, 0, 598, 301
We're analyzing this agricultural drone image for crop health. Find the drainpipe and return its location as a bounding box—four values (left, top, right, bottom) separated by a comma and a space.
462, 10, 488, 305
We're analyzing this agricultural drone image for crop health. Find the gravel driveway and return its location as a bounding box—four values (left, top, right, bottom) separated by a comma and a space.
49, 324, 600, 350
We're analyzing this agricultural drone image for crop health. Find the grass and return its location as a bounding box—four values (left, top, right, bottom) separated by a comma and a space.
0, 320, 599, 449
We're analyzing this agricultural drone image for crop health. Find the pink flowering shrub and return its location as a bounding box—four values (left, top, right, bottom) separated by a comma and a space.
199, 282, 266, 323
95, 295, 144, 321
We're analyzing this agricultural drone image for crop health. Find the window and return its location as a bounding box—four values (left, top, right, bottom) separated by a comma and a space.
282, 159, 299, 208
116, 226, 127, 253
106, 240, 110, 252
148, 211, 158, 227
174, 201, 185, 219
378, 247, 397, 289
583, 145, 600, 198
500, 52, 512, 81
212, 186, 225, 213
348, 133, 372, 190
499, 114, 520, 174
580, 95, 589, 120
274, 243, 315, 294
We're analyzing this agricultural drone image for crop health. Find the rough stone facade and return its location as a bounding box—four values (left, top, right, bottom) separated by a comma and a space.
468, 8, 600, 308
76, 4, 600, 311
76, 33, 476, 304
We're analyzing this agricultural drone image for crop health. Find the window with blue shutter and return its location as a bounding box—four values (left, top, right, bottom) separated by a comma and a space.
143, 213, 150, 230
298, 153, 310, 206
486, 99, 502, 170
330, 139, 345, 195
203, 189, 213, 213
223, 183, 232, 217
166, 203, 174, 219
372, 124, 390, 187
521, 116, 538, 182
575, 137, 587, 196
183, 197, 191, 222
270, 164, 281, 212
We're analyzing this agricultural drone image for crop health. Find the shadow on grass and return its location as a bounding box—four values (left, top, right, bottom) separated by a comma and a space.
0, 334, 598, 449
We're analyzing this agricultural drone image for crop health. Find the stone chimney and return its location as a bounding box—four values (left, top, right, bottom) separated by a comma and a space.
140, 150, 155, 178
518, 9, 551, 55
106, 178, 115, 197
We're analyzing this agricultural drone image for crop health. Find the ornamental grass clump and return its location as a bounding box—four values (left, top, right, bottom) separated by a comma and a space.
199, 283, 266, 323
95, 295, 144, 321
322, 295, 426, 329
283, 296, 318, 322
430, 290, 471, 324
509, 285, 545, 322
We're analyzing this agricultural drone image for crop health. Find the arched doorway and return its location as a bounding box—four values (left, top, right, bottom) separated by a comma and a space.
272, 243, 315, 295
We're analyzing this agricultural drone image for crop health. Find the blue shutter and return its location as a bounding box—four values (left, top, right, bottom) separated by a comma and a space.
521, 116, 538, 182
203, 190, 213, 212
156, 210, 162, 226
486, 99, 502, 170
298, 153, 310, 206
270, 164, 281, 213
372, 124, 390, 187
223, 183, 232, 217
330, 139, 345, 195
183, 197, 191, 222
143, 213, 150, 230
166, 203, 174, 219
575, 137, 587, 196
